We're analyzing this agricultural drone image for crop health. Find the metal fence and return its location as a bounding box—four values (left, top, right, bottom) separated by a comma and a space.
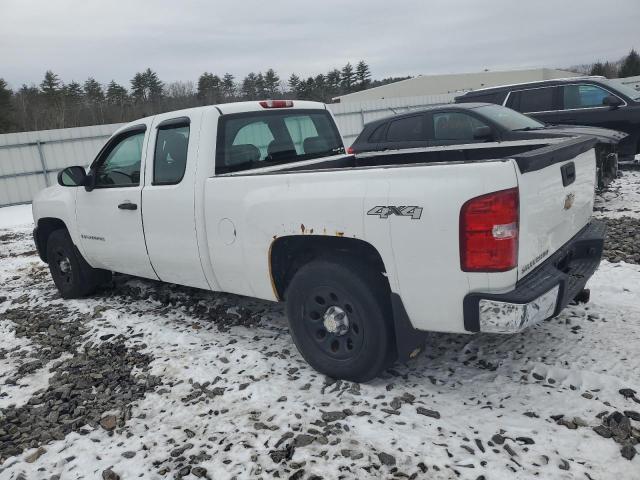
0, 124, 124, 207
0, 93, 454, 207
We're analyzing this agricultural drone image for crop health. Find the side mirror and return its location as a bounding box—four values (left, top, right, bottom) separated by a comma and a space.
57, 166, 87, 187
603, 95, 623, 109
473, 125, 493, 140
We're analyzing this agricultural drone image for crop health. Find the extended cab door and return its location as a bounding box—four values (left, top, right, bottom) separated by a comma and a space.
76, 124, 158, 279
140, 111, 210, 290
378, 114, 429, 151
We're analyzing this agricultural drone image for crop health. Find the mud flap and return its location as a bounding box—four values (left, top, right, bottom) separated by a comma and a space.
390, 293, 428, 363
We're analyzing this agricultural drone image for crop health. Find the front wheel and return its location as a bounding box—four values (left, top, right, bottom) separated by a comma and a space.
285, 259, 395, 382
46, 229, 111, 299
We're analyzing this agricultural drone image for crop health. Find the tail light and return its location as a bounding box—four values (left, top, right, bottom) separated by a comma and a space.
460, 187, 519, 272
259, 100, 293, 108
347, 146, 355, 154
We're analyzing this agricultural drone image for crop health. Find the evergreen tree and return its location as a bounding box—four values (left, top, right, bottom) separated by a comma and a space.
0, 79, 14, 133
590, 62, 606, 76
326, 69, 341, 95
619, 48, 640, 78
84, 77, 104, 103
197, 72, 221, 104
40, 70, 62, 99
64, 81, 84, 104
221, 73, 236, 100
288, 74, 301, 94
264, 69, 280, 97
241, 73, 258, 100
106, 80, 128, 104
340, 63, 355, 92
130, 68, 164, 102
355, 60, 371, 90
255, 72, 267, 99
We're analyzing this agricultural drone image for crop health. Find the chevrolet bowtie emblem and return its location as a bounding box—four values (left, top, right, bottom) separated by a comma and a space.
564, 193, 575, 210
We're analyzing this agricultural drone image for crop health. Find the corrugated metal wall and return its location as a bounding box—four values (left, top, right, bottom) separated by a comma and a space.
0, 93, 454, 207
0, 123, 124, 206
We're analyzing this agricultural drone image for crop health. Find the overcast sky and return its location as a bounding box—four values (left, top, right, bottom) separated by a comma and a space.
2, 0, 638, 89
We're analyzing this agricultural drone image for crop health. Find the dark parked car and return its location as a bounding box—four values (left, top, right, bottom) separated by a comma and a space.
455, 76, 640, 163
350, 103, 626, 188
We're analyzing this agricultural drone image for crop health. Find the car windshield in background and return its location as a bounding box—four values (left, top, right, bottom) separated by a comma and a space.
216, 109, 344, 174
475, 104, 545, 131
601, 79, 640, 101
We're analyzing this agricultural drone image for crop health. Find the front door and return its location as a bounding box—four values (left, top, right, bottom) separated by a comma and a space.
76, 125, 158, 279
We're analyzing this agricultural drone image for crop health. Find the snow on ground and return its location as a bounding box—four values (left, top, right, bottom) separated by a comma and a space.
0, 173, 639, 479
594, 170, 640, 219
0, 205, 33, 229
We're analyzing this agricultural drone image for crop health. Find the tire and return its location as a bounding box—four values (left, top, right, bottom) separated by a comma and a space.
46, 229, 111, 299
285, 258, 395, 382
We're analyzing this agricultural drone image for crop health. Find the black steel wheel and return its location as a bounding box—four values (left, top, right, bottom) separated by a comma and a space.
286, 258, 395, 382
46, 229, 111, 299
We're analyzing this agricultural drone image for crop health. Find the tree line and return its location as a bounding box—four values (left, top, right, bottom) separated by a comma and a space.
579, 48, 640, 78
0, 61, 408, 133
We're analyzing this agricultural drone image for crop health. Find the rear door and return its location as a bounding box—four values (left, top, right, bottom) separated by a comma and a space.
76, 124, 157, 279
378, 114, 428, 151
141, 111, 211, 290
506, 86, 561, 125
514, 138, 597, 280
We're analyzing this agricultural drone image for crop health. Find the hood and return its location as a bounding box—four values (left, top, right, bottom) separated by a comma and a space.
540, 124, 628, 144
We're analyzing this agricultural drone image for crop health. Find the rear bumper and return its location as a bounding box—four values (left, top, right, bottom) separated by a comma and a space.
463, 220, 606, 333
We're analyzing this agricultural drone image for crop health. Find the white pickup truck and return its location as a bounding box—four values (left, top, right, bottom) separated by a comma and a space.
32, 100, 605, 382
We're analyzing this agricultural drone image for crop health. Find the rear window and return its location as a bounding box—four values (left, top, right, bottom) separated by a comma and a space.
216, 109, 344, 174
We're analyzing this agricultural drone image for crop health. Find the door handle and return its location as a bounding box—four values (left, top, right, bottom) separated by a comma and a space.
118, 202, 138, 211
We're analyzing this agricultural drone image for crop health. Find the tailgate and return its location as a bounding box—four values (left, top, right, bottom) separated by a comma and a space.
513, 137, 598, 280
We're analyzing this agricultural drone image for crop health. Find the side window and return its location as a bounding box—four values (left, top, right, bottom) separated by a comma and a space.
368, 124, 386, 143
386, 115, 424, 142
154, 124, 190, 185
95, 131, 145, 187
433, 112, 488, 141
516, 87, 556, 113
563, 84, 613, 109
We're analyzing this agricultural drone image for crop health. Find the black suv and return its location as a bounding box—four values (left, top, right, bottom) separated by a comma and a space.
349, 103, 626, 188
455, 76, 640, 162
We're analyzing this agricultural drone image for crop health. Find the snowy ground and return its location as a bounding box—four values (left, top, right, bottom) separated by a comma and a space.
1, 175, 639, 479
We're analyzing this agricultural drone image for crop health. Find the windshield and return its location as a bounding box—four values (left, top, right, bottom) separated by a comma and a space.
474, 104, 545, 131
216, 109, 344, 174
601, 79, 640, 101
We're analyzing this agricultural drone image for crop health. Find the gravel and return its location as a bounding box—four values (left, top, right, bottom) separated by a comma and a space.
602, 216, 640, 264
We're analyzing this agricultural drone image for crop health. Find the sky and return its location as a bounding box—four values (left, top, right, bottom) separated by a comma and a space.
1, 0, 638, 89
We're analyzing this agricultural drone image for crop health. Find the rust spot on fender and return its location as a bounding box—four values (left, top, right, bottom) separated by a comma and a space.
300, 224, 306, 234
336, 231, 344, 237
309, 228, 314, 234
267, 241, 280, 301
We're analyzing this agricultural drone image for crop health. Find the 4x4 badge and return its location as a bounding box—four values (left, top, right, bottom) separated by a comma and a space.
367, 206, 423, 220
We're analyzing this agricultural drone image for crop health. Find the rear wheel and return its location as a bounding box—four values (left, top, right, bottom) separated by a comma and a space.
285, 258, 395, 382
46, 229, 111, 299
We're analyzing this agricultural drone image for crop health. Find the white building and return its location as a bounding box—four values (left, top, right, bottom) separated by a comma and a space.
616, 75, 640, 91
333, 68, 581, 103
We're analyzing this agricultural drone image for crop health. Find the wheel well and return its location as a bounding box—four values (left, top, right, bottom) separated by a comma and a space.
35, 218, 67, 263
270, 235, 388, 300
